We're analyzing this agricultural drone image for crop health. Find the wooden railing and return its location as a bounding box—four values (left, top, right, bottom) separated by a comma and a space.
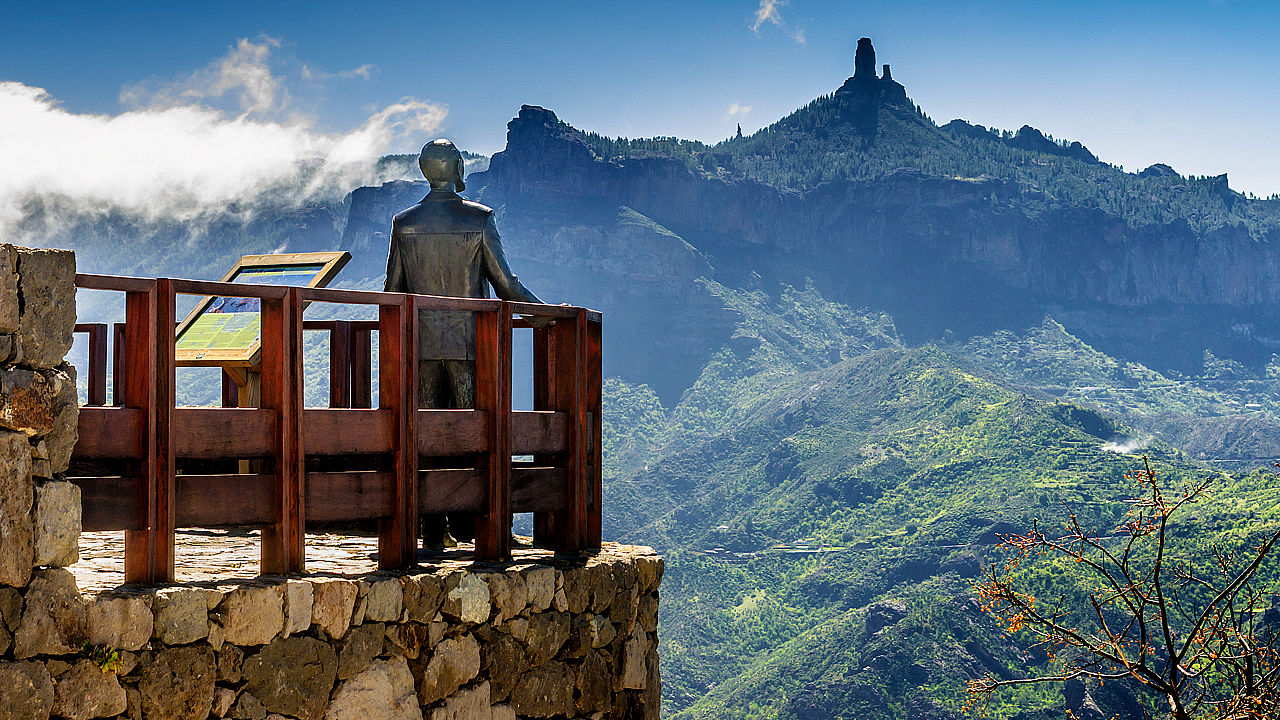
70, 273, 602, 584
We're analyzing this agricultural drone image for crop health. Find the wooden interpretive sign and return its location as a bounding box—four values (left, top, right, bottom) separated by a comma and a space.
175, 252, 349, 369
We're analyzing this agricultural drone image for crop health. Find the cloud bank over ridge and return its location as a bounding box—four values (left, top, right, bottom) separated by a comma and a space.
0, 38, 444, 243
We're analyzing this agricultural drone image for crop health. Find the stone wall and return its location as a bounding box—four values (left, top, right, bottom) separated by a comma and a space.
0, 246, 663, 720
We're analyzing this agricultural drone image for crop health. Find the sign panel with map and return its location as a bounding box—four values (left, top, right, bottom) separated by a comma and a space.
175, 252, 349, 367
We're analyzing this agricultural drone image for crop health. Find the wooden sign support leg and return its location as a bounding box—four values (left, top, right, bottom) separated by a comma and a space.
585, 317, 603, 549
378, 297, 418, 569
260, 288, 305, 575
474, 303, 512, 561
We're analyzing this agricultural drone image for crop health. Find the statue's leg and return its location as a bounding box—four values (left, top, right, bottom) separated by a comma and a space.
443, 359, 476, 543
418, 359, 450, 549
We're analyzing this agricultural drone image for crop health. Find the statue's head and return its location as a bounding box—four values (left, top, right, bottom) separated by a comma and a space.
419, 139, 466, 192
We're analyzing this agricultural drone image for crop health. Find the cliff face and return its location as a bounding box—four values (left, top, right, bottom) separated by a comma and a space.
339, 45, 1280, 397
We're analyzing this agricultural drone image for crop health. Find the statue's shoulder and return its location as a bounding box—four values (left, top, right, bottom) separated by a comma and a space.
457, 198, 494, 218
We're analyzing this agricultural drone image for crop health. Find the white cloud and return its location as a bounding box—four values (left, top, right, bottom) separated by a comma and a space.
750, 0, 805, 44
301, 63, 377, 83
0, 38, 446, 239
726, 103, 753, 120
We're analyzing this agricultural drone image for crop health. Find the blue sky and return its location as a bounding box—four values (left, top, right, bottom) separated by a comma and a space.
4, 0, 1280, 195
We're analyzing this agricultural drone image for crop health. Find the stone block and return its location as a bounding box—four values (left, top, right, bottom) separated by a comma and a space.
14, 247, 75, 370
152, 587, 208, 645
442, 573, 489, 624
620, 626, 648, 689
0, 247, 18, 334
363, 577, 403, 622
426, 680, 490, 720
242, 635, 337, 720
523, 610, 570, 665
416, 632, 480, 705
0, 660, 54, 720
591, 614, 617, 649
405, 573, 445, 623
635, 555, 664, 593
508, 661, 574, 717
42, 363, 77, 474
215, 583, 285, 646
521, 566, 555, 612
52, 658, 127, 720
32, 480, 80, 566
560, 568, 589, 614
137, 645, 216, 720
482, 572, 526, 624
0, 430, 32, 588
86, 592, 153, 651
638, 593, 658, 634
325, 656, 422, 720
311, 579, 357, 640
212, 687, 236, 718
337, 622, 384, 680
385, 622, 425, 660
14, 567, 86, 657
478, 630, 526, 702
216, 644, 244, 683
575, 650, 613, 713
283, 579, 313, 636
230, 690, 267, 720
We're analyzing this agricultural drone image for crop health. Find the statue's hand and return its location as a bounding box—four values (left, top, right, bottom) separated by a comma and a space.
523, 314, 554, 330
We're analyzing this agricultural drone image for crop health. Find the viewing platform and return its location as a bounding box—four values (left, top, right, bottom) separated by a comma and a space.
69, 272, 603, 585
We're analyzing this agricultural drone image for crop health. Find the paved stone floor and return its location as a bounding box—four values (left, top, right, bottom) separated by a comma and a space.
71, 529, 558, 593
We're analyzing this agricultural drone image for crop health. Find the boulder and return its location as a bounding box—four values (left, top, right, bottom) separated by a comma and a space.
85, 592, 153, 651
14, 247, 75, 370
508, 661, 574, 717
427, 680, 490, 720
215, 583, 285, 646
416, 633, 480, 705
137, 645, 216, 720
52, 659, 127, 720
311, 580, 358, 640
0, 430, 33, 587
13, 567, 86, 657
152, 587, 209, 644
0, 661, 54, 720
32, 480, 80, 567
242, 635, 337, 720
442, 573, 489, 624
325, 656, 422, 720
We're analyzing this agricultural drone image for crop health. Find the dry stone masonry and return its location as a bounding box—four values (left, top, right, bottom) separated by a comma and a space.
0, 245, 663, 720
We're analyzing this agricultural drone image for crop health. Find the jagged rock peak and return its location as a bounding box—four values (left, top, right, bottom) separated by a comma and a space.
1139, 163, 1179, 179
882, 64, 892, 81
854, 37, 876, 79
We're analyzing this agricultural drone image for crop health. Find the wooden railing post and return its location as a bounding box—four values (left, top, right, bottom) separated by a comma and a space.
112, 322, 126, 406
378, 297, 418, 569
259, 287, 305, 574
585, 315, 603, 549
352, 325, 373, 409
74, 323, 108, 406
329, 320, 352, 408
123, 279, 174, 584
532, 325, 554, 545
474, 302, 512, 560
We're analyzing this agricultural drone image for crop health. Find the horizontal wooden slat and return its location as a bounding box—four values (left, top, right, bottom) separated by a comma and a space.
75, 408, 143, 459
304, 409, 393, 455
419, 466, 567, 514
169, 278, 290, 299
417, 410, 487, 456
176, 474, 273, 526
512, 467, 568, 513
70, 476, 140, 531
511, 411, 568, 455
173, 408, 275, 458
75, 273, 154, 293
306, 471, 393, 522
507, 302, 579, 319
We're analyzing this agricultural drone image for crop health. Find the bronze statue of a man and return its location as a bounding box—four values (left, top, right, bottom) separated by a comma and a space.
384, 139, 542, 409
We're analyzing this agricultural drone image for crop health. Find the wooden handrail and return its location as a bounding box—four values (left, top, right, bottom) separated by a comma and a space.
68, 273, 604, 583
